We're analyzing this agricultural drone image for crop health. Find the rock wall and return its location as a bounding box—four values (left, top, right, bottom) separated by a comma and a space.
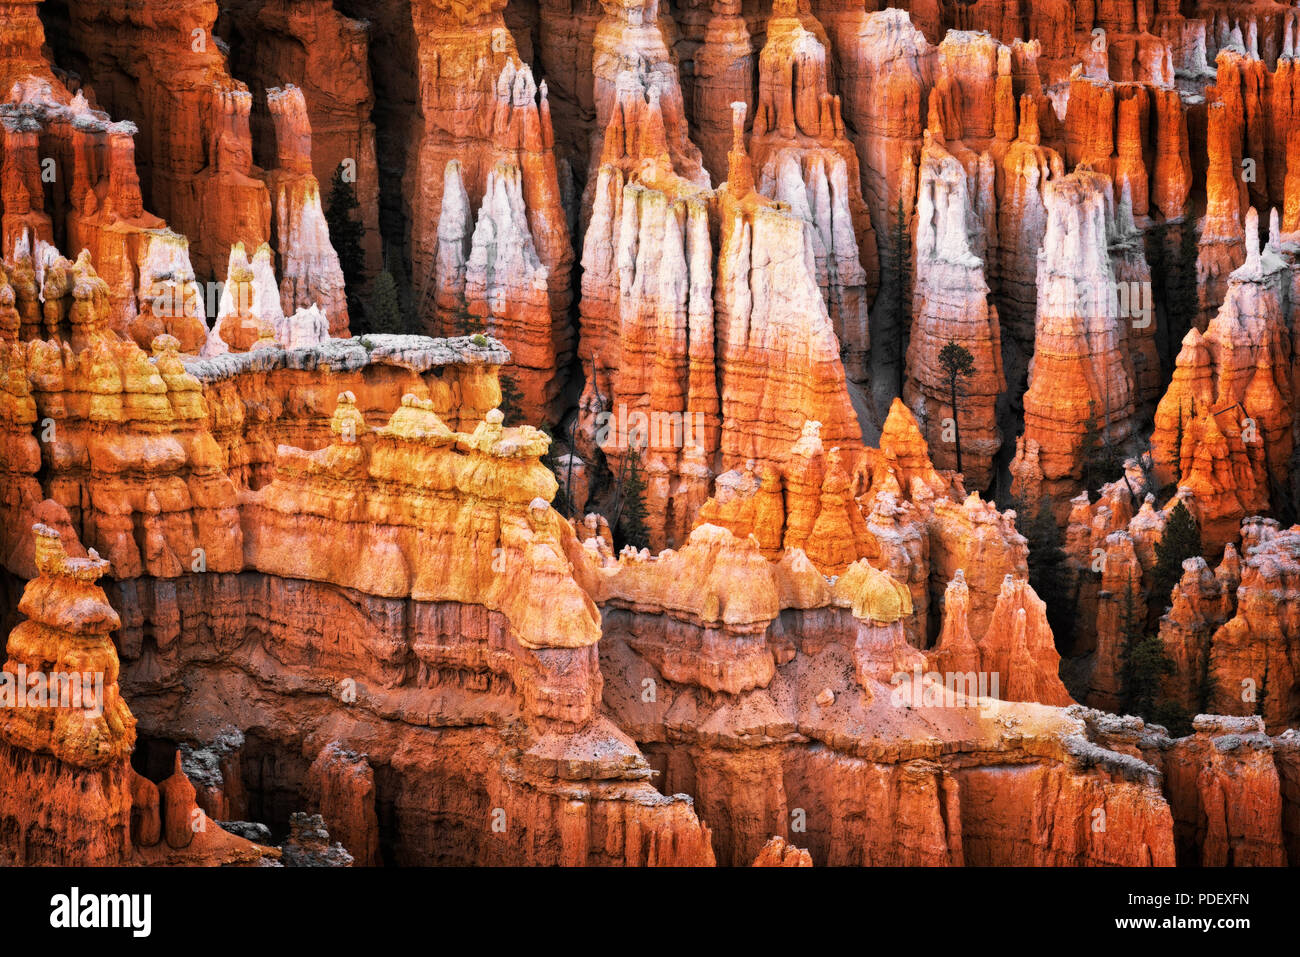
2, 0, 1299, 870
1012, 168, 1142, 516
218, 0, 383, 274
57, 0, 274, 279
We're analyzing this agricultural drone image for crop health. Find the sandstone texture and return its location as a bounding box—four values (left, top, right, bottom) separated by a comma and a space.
3, 0, 1300, 872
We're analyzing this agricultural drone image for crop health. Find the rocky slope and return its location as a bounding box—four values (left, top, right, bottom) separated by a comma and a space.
1, 0, 1299, 868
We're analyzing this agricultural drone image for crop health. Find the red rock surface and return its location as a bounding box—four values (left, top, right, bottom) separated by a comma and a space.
1161, 715, 1287, 865
1150, 212, 1285, 551
265, 85, 349, 336
692, 0, 753, 185
1012, 167, 1142, 516
1087, 531, 1145, 710
998, 94, 1066, 370
0, 523, 135, 864
752, 834, 813, 865
716, 110, 864, 471
1064, 73, 1190, 220
599, 530, 1171, 866
59, 0, 274, 279
694, 395, 1031, 655
751, 4, 878, 384
905, 128, 1004, 490
218, 0, 384, 274
3, 0, 1300, 871
0, 76, 207, 347
0, 523, 271, 865
1205, 525, 1300, 730
439, 142, 574, 423
577, 72, 718, 549
396, 0, 578, 361
1157, 554, 1235, 713
308, 742, 381, 866
817, 7, 930, 396
1197, 100, 1248, 328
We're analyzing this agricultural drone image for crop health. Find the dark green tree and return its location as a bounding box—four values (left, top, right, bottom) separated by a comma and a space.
1149, 698, 1193, 738
1112, 580, 1190, 735
449, 305, 484, 337
1196, 630, 1217, 715
325, 164, 366, 323
383, 242, 414, 328
614, 446, 650, 551
937, 340, 975, 475
1081, 399, 1123, 499
497, 371, 524, 426
1019, 499, 1075, 645
1116, 585, 1148, 702
1150, 499, 1202, 613
893, 194, 912, 396
540, 420, 578, 518
366, 269, 404, 335
1126, 634, 1177, 722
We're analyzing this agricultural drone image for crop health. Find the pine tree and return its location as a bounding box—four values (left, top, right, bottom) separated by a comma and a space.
384, 242, 414, 329
450, 306, 484, 338
1021, 499, 1074, 644
1172, 403, 1186, 492
1127, 634, 1177, 721
1081, 399, 1123, 499
894, 192, 911, 397
366, 269, 404, 335
938, 340, 975, 476
1118, 583, 1147, 710
1112, 579, 1189, 734
498, 372, 524, 426
1151, 500, 1202, 612
1196, 626, 1217, 714
615, 446, 650, 551
325, 164, 366, 323
1150, 698, 1192, 738
540, 421, 579, 518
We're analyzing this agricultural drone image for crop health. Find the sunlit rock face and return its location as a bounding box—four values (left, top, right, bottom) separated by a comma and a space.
750, 0, 879, 386
0, 521, 272, 865
265, 84, 349, 337
904, 127, 1004, 492
53, 0, 275, 279
1011, 167, 1149, 519
402, 3, 575, 425
4, 0, 1300, 871
218, 0, 384, 274
1149, 206, 1289, 553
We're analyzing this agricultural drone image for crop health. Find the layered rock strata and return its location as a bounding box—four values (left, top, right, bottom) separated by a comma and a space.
904, 128, 1004, 491
750, 1, 878, 384
1012, 168, 1142, 515
1151, 212, 1286, 550
0, 523, 271, 865
594, 524, 1172, 867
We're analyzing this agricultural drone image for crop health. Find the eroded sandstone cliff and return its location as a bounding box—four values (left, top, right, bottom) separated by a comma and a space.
2, 0, 1299, 871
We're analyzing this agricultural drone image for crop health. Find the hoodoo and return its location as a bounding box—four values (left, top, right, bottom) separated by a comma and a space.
0, 0, 1297, 891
